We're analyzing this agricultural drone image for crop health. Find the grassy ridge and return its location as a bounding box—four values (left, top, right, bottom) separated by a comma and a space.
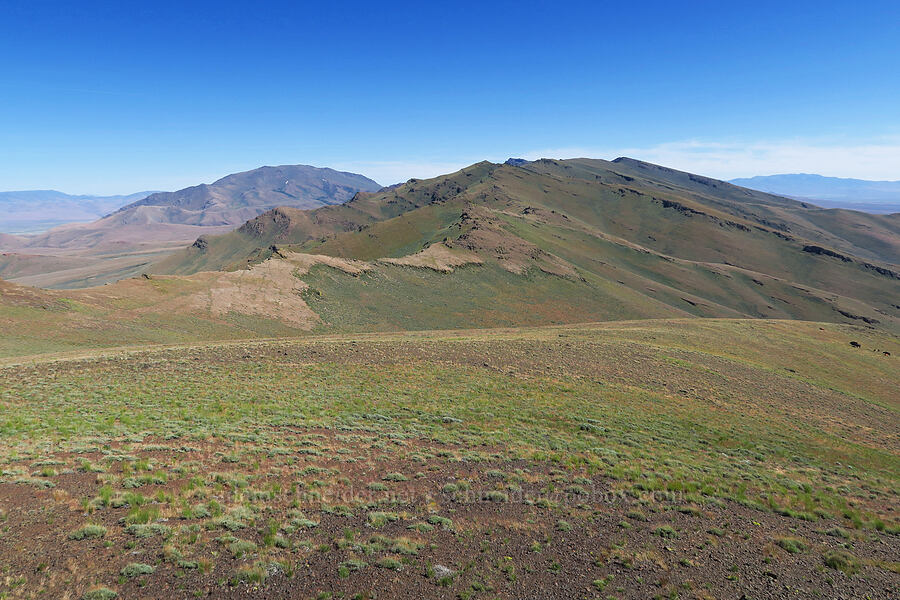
299, 262, 676, 331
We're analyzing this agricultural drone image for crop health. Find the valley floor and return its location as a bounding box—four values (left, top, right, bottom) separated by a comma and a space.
0, 320, 897, 599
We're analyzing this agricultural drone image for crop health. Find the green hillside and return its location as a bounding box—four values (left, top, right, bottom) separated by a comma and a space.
152, 158, 900, 332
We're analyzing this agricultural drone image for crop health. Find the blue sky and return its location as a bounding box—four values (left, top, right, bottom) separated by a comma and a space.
2, 0, 899, 193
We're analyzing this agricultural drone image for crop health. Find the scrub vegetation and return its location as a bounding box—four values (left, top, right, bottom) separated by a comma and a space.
0, 320, 897, 599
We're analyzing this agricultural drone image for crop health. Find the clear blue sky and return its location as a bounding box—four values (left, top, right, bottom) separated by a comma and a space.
2, 0, 899, 193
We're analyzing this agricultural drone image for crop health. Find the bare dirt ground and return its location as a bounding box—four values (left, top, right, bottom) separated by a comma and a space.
180, 253, 369, 329
379, 242, 483, 273
0, 430, 896, 600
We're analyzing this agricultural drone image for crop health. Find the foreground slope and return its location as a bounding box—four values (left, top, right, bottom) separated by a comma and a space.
154, 158, 900, 332
0, 321, 896, 599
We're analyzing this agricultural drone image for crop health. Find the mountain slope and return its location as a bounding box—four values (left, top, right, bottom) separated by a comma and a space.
150, 158, 900, 333
548, 157, 900, 264
0, 190, 155, 234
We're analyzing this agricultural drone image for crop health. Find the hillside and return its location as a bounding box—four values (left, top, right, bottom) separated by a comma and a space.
0, 320, 897, 599
151, 158, 900, 333
0, 165, 381, 289
0, 189, 155, 234
732, 173, 900, 213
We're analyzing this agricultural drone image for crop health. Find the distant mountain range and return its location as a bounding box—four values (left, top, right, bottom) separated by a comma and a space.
0, 190, 157, 234
730, 174, 900, 213
114, 165, 382, 227
1, 165, 381, 251
0, 164, 383, 289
